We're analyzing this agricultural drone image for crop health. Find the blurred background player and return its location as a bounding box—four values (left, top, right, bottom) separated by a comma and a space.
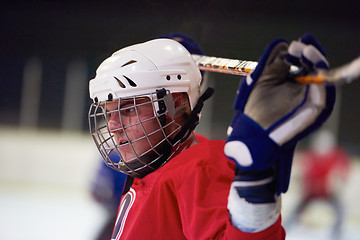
285, 129, 350, 240
90, 32, 206, 240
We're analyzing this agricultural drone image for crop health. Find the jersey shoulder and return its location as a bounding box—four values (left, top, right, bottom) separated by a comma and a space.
194, 132, 209, 143
165, 138, 235, 175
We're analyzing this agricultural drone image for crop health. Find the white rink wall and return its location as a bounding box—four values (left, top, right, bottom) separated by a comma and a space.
0, 127, 99, 188
0, 127, 107, 240
0, 127, 359, 240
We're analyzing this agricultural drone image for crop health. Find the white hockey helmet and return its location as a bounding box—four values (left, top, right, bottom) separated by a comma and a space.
88, 39, 203, 178
89, 38, 201, 109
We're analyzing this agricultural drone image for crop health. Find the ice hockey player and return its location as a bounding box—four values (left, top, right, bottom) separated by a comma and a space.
88, 33, 335, 239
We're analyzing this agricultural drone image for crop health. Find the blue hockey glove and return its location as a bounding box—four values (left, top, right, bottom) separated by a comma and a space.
224, 34, 336, 195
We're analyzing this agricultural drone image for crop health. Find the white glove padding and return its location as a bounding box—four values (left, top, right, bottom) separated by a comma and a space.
228, 180, 281, 232
224, 34, 336, 194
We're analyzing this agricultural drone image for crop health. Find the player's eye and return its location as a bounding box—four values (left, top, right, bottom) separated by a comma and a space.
120, 105, 136, 116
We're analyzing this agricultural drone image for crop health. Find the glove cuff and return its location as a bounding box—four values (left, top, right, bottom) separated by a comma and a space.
228, 177, 281, 232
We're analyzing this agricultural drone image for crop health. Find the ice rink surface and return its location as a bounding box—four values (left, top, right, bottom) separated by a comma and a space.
0, 128, 359, 240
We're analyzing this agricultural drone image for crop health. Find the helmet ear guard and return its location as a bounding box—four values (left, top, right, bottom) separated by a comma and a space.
156, 88, 175, 126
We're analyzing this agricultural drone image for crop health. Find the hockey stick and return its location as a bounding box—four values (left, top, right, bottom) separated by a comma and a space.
192, 54, 360, 85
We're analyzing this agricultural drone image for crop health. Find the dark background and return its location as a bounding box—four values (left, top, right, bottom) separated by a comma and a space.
1, 0, 359, 153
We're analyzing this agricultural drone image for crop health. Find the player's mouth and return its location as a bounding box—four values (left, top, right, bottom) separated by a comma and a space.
119, 140, 129, 146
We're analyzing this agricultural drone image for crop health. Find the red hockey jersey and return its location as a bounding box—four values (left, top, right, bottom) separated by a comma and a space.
111, 136, 285, 240
301, 147, 350, 198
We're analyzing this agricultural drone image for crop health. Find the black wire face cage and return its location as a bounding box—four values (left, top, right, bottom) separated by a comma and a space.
88, 90, 182, 178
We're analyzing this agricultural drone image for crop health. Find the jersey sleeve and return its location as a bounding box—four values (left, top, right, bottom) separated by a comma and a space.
175, 140, 285, 240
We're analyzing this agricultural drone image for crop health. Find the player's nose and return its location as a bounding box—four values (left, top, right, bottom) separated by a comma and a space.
108, 117, 123, 132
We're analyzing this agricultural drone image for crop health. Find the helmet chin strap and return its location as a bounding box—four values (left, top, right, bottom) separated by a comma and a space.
156, 87, 215, 144
172, 87, 214, 144
156, 88, 170, 126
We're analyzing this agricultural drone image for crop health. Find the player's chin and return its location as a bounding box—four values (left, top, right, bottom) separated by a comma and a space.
125, 148, 159, 165
118, 137, 164, 161
120, 148, 164, 177
118, 144, 146, 162
117, 146, 134, 161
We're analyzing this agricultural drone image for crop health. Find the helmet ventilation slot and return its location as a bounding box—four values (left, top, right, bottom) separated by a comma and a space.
114, 76, 126, 88
123, 75, 137, 87
121, 60, 137, 67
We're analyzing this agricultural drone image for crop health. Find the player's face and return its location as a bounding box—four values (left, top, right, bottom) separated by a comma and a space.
106, 97, 164, 163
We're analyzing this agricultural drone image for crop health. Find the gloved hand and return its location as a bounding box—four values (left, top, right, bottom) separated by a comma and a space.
225, 34, 336, 195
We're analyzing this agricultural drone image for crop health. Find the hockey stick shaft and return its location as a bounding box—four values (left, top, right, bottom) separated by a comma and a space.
192, 54, 360, 85
192, 54, 257, 76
